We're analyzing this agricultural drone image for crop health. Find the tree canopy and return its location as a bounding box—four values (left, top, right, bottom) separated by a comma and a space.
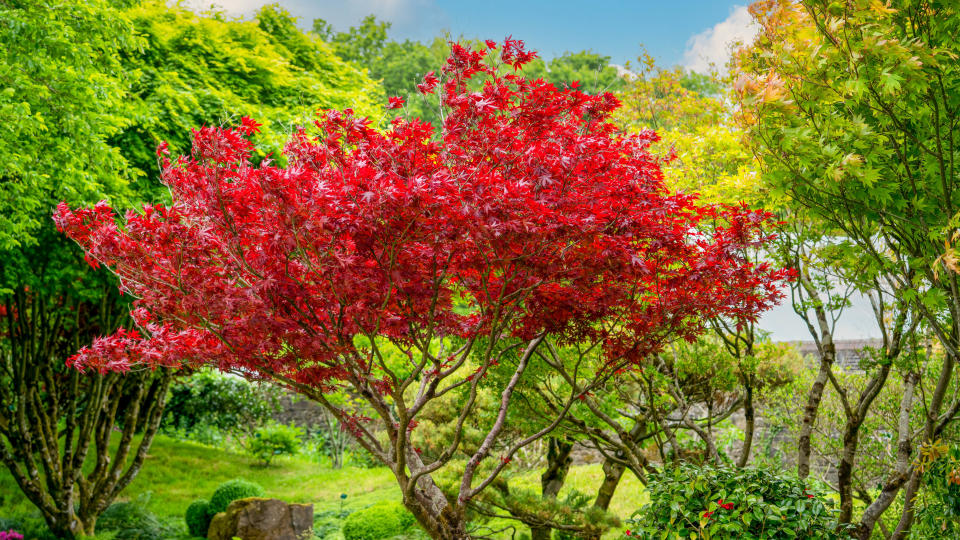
56, 40, 786, 538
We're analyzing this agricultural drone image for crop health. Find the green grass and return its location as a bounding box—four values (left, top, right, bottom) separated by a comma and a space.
0, 435, 647, 539
126, 436, 400, 517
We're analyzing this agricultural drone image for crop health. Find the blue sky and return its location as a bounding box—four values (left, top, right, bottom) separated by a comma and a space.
187, 0, 757, 72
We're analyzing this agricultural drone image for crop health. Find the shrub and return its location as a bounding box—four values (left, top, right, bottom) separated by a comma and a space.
312, 509, 349, 540
163, 370, 281, 439
208, 479, 266, 514
347, 446, 382, 469
97, 493, 180, 540
911, 441, 960, 537
0, 514, 56, 540
184, 499, 212, 538
624, 464, 853, 539
342, 501, 416, 540
0, 519, 22, 536
246, 423, 303, 466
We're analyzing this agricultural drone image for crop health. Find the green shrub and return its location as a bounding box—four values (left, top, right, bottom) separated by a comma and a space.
163, 370, 281, 439
342, 501, 415, 540
347, 446, 382, 469
911, 442, 960, 538
246, 423, 303, 466
184, 499, 211, 538
208, 479, 266, 514
97, 493, 180, 540
0, 519, 22, 535
625, 464, 853, 539
312, 509, 349, 539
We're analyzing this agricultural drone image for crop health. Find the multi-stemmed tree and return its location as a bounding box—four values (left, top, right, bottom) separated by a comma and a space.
735, 1, 960, 537
56, 40, 785, 539
0, 2, 173, 537
1, 2, 383, 537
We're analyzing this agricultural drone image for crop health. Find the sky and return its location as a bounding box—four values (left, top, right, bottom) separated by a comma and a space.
184, 0, 759, 72
181, 0, 879, 342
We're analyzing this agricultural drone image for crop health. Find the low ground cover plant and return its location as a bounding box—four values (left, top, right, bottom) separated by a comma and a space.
97, 493, 182, 540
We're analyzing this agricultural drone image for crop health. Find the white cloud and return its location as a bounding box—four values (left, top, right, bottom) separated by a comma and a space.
682, 5, 758, 74
179, 0, 445, 41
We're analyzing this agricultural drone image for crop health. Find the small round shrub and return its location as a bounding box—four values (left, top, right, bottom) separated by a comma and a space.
185, 499, 212, 538
208, 479, 266, 514
342, 501, 415, 540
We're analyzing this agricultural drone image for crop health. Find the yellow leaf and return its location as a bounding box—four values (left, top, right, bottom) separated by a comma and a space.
870, 0, 897, 15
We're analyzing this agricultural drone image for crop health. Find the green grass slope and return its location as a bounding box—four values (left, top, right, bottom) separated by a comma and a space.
0, 435, 644, 539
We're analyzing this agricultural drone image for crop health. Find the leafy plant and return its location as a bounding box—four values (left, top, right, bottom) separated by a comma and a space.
735, 2, 960, 534
246, 423, 303, 467
312, 509, 350, 540
625, 464, 852, 539
346, 446, 382, 470
911, 440, 960, 538
184, 499, 211, 538
207, 479, 265, 515
97, 493, 181, 540
163, 370, 281, 439
342, 502, 416, 540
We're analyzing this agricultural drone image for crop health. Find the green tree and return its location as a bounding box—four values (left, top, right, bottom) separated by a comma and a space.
314, 15, 626, 129
522, 50, 626, 93
0, 3, 173, 538
613, 52, 755, 205
0, 0, 137, 250
114, 2, 381, 187
313, 15, 449, 125
0, 2, 381, 537
735, 1, 960, 537
313, 14, 390, 68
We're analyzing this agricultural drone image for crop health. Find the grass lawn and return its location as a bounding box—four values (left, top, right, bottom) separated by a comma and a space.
0, 435, 645, 539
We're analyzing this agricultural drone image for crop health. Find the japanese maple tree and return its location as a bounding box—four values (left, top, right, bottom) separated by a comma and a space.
56, 39, 786, 539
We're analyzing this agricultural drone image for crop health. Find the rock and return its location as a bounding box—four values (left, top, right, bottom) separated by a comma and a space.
207, 497, 313, 540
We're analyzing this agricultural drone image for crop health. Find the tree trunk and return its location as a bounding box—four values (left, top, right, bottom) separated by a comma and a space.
531, 437, 573, 540
737, 383, 754, 468
0, 279, 174, 540
578, 456, 627, 540
403, 476, 470, 539
855, 372, 918, 540
798, 336, 834, 480
837, 417, 861, 524
594, 456, 625, 511
888, 471, 919, 540
891, 352, 956, 538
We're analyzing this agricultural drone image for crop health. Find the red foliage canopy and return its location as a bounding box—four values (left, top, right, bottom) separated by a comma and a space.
55, 39, 785, 389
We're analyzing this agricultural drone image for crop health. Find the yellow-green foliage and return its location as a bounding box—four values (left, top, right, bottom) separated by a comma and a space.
114, 2, 382, 187
614, 53, 759, 206
0, 0, 140, 248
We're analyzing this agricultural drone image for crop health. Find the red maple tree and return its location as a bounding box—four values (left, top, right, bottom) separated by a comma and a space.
56, 39, 787, 538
